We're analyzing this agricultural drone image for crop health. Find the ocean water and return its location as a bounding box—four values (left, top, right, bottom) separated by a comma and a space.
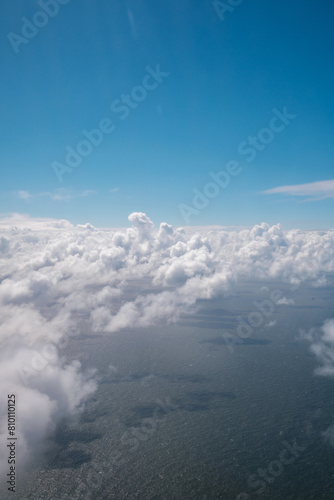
8, 280, 334, 499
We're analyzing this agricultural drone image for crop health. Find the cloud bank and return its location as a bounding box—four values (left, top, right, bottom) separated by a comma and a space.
1, 212, 334, 477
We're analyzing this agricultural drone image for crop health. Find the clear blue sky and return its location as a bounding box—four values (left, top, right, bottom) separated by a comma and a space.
1, 0, 334, 228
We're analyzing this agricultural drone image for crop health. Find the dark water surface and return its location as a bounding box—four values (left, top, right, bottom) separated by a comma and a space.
8, 281, 334, 499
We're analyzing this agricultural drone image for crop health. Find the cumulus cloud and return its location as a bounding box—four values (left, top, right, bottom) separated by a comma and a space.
262, 179, 334, 201
265, 320, 277, 328
305, 320, 334, 377
303, 320, 334, 448
0, 351, 97, 477
276, 296, 295, 305
1, 212, 334, 475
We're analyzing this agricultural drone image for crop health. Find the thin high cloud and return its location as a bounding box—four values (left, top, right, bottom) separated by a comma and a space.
262, 179, 334, 201
14, 188, 97, 202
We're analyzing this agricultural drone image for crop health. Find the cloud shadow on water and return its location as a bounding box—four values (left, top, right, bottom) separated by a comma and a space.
124, 403, 177, 428
47, 448, 92, 469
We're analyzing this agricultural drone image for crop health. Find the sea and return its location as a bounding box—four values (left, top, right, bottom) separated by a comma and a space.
3, 278, 334, 499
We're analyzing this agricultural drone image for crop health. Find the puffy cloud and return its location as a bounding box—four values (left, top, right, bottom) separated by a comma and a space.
303, 320, 334, 448
276, 296, 295, 305
1, 211, 334, 474
306, 320, 334, 377
0, 345, 97, 477
265, 320, 277, 328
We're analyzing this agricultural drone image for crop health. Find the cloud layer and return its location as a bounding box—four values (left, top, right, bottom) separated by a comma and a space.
1, 212, 334, 476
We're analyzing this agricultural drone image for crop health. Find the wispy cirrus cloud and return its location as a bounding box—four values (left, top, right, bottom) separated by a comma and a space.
13, 188, 97, 202
262, 179, 334, 201
16, 190, 33, 200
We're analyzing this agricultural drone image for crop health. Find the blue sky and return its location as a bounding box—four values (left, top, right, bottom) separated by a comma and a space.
1, 0, 334, 229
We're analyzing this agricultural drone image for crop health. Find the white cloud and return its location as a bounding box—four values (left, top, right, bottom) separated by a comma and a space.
304, 320, 334, 377
1, 212, 334, 474
322, 424, 334, 449
265, 320, 277, 328
262, 179, 334, 201
276, 296, 295, 305
304, 320, 334, 449
0, 213, 74, 231
15, 190, 32, 200
13, 188, 97, 202
81, 189, 97, 197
